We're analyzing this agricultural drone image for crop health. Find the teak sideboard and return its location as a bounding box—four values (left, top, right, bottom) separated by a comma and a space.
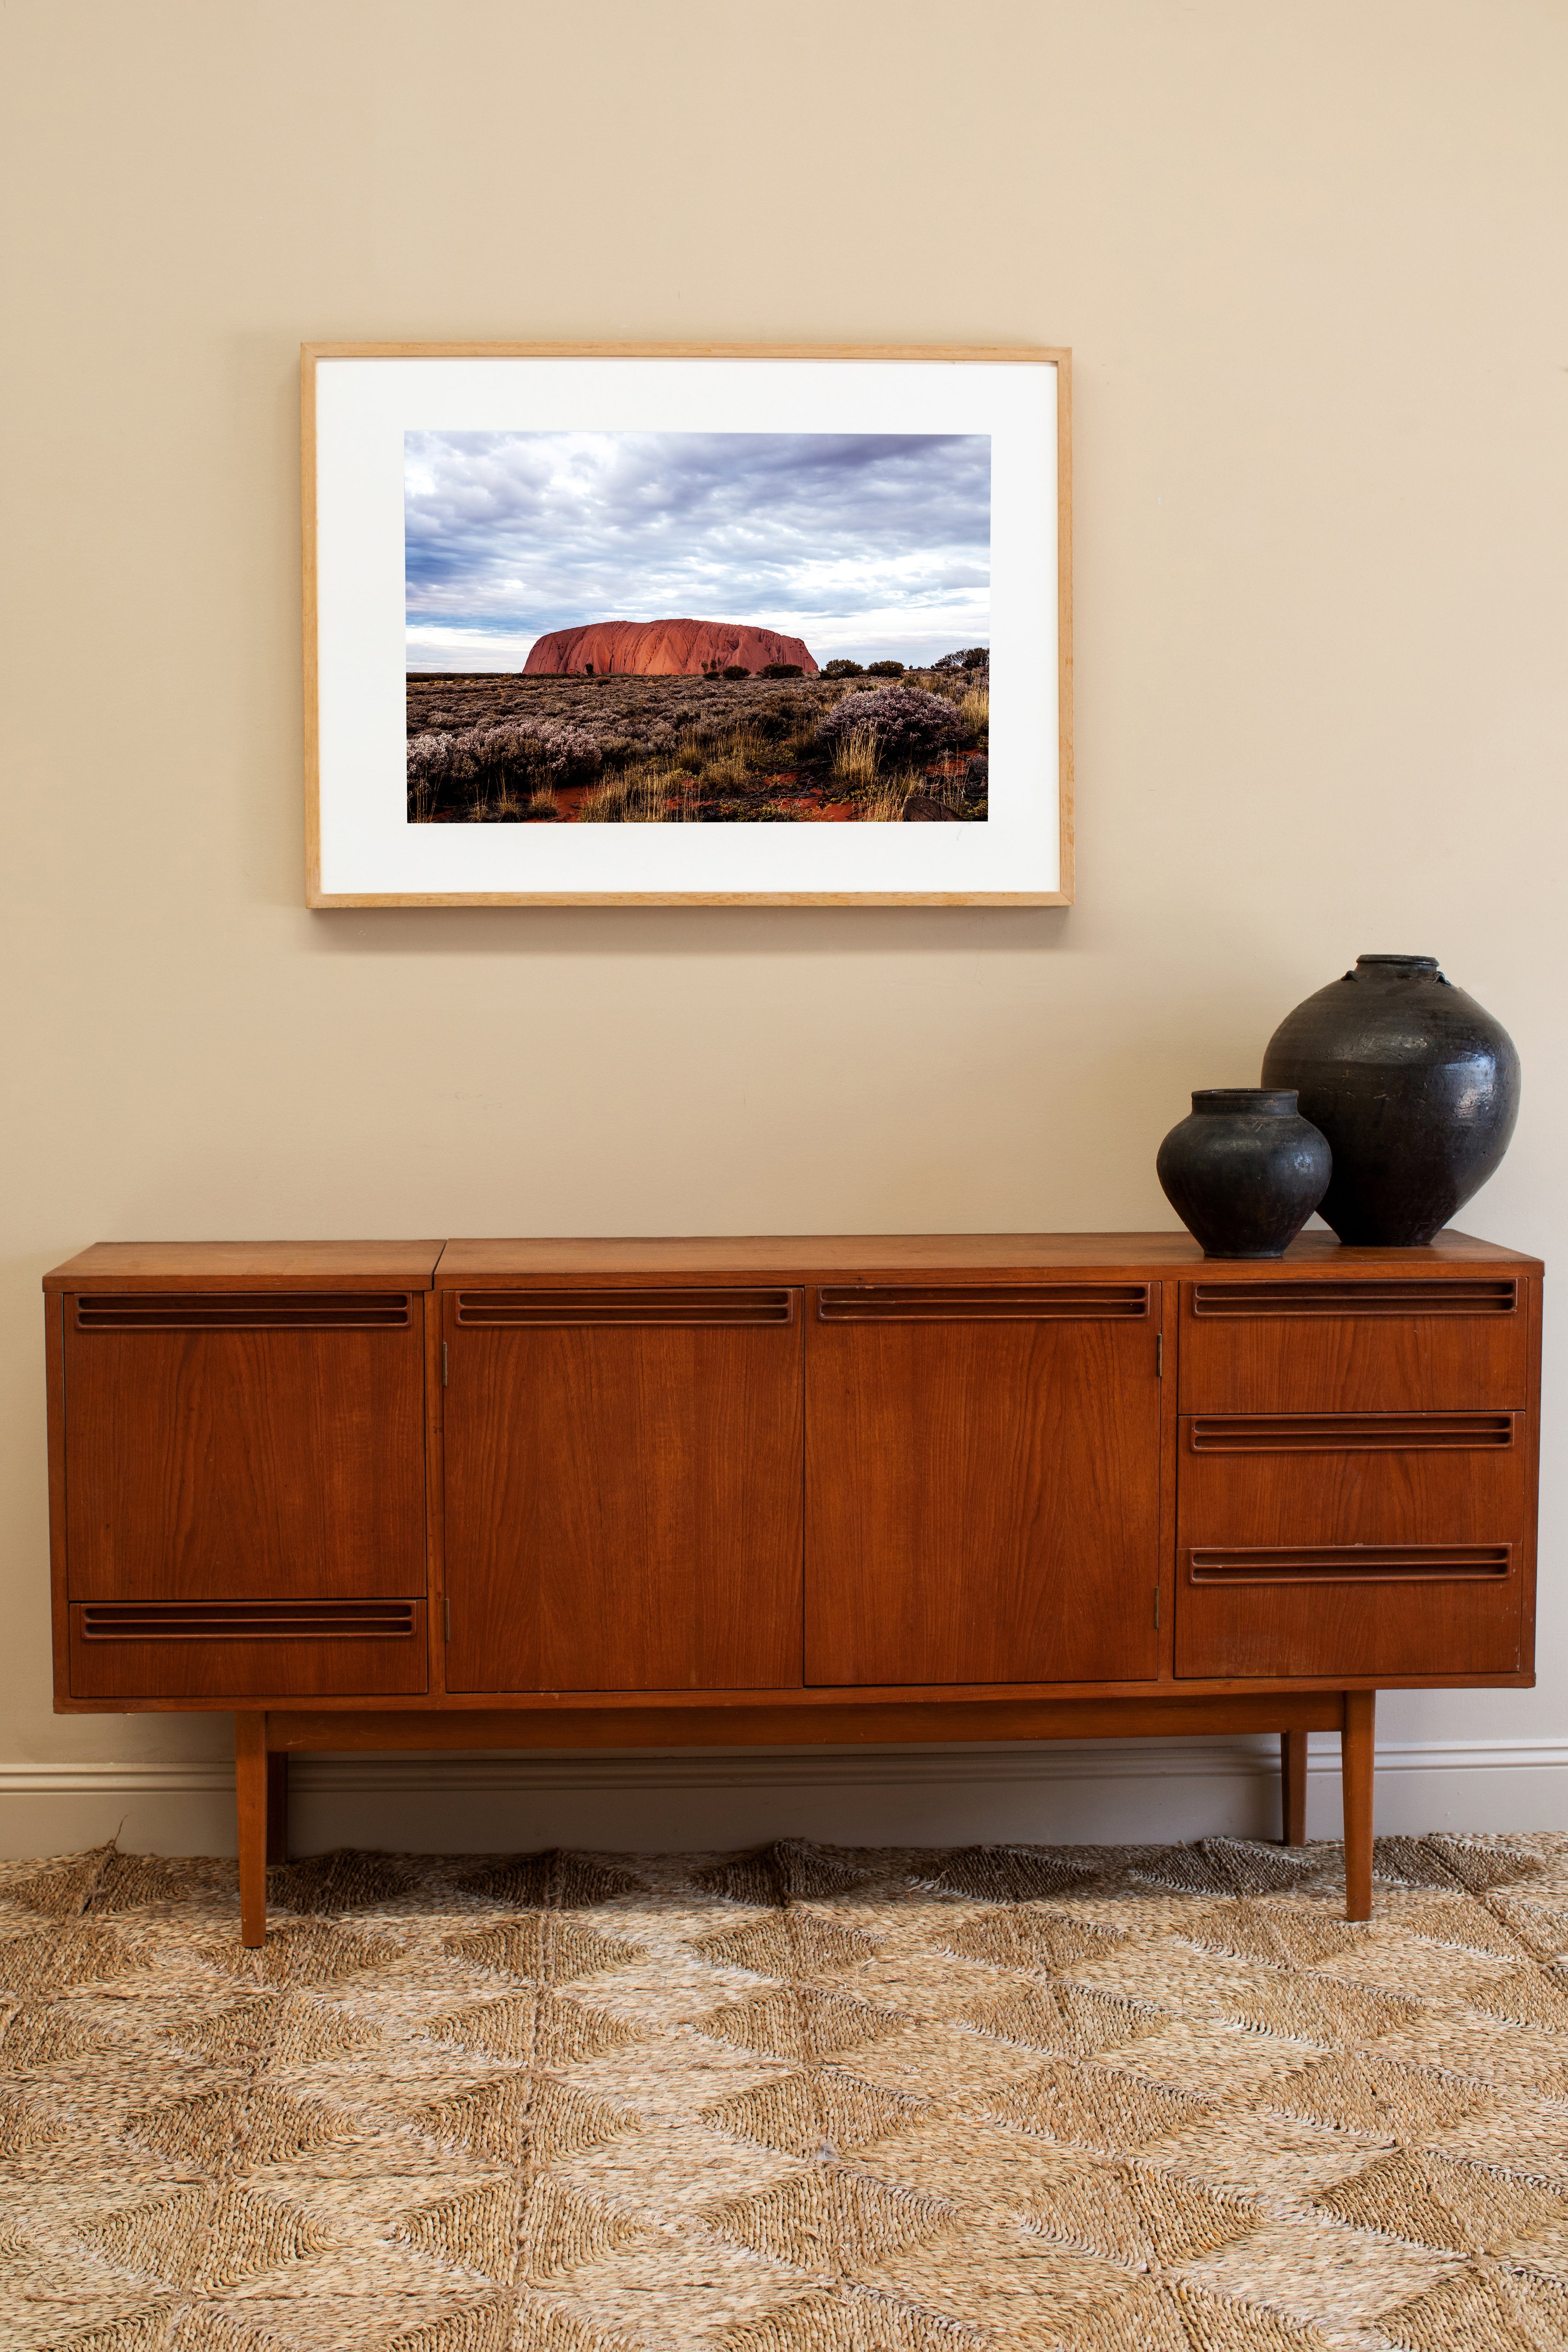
42, 1232, 1543, 1943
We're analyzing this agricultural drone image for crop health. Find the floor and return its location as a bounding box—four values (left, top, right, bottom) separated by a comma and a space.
5, 1832, 1568, 2351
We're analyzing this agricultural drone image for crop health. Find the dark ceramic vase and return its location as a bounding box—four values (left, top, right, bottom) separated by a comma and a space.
1261, 955, 1520, 1246
1156, 1088, 1331, 1258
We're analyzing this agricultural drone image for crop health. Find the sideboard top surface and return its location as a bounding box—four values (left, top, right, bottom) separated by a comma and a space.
42, 1230, 1543, 1294
433, 1229, 1541, 1285
43, 1240, 445, 1292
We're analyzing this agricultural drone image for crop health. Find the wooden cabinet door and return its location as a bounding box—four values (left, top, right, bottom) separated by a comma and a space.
804, 1283, 1163, 1685
63, 1291, 427, 1600
442, 1288, 803, 1692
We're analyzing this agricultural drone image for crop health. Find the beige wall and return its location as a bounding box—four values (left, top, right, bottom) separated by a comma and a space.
3, 0, 1564, 1852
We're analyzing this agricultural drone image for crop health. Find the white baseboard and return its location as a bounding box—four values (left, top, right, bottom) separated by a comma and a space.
1, 1736, 1565, 1858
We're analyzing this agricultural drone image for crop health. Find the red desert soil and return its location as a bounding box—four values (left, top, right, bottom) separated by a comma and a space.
523, 618, 818, 678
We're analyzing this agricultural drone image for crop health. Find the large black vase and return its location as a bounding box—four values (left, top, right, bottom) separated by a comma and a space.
1261, 954, 1520, 1246
1156, 1088, 1331, 1258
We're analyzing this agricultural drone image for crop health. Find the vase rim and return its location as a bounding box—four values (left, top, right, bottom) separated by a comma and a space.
1190, 1087, 1300, 1114
1355, 953, 1440, 969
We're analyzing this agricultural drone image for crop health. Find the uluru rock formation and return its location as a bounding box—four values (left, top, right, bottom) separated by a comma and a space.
523, 618, 817, 678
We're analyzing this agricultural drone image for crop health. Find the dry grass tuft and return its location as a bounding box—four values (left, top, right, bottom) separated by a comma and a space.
853, 773, 919, 822
832, 728, 878, 786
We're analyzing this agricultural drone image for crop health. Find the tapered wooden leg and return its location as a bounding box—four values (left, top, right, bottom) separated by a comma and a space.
266, 1751, 289, 1866
1342, 1690, 1376, 1922
1280, 1729, 1308, 1846
236, 1714, 268, 1947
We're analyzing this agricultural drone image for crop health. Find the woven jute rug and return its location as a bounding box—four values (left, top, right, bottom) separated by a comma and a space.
6, 1835, 1568, 2352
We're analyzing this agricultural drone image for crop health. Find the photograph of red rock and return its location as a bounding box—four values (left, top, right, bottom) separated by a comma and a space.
404, 431, 990, 824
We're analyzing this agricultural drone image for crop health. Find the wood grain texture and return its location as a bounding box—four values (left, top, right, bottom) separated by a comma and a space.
1178, 1283, 1531, 1414
1343, 1690, 1376, 1920
237, 1714, 267, 1947
304, 340, 1073, 361
42, 1239, 1542, 1746
302, 342, 1071, 911
425, 1281, 447, 1696
437, 1230, 1540, 1284
1281, 1728, 1308, 1844
1157, 1283, 1179, 1676
443, 1301, 804, 1692
68, 1603, 428, 1701
1523, 1277, 1544, 1679
1175, 1558, 1520, 1681
50, 1666, 1533, 1713
45, 1290, 70, 1702
266, 1690, 1348, 1752
45, 1240, 442, 1291
301, 345, 321, 909
1179, 1417, 1528, 1549
805, 1294, 1162, 1685
63, 1311, 428, 1601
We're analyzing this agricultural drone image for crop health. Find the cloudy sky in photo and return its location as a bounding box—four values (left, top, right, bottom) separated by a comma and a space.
404, 430, 989, 670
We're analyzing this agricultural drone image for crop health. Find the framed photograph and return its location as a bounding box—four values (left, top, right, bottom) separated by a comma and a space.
302, 342, 1071, 907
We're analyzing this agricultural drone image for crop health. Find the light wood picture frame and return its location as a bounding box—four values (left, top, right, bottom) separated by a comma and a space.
302, 342, 1072, 907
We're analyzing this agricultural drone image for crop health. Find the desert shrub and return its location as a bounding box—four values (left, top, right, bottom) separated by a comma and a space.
758, 662, 803, 678
405, 716, 603, 803
822, 659, 863, 678
817, 683, 967, 763
752, 693, 809, 741
866, 659, 905, 677
931, 646, 990, 673
722, 665, 751, 680
407, 729, 473, 788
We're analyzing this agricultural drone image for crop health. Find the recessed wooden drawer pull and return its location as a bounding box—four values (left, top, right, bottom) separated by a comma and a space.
80, 1601, 418, 1641
1189, 1414, 1515, 1453
817, 1283, 1149, 1322
455, 1288, 796, 1327
1187, 1545, 1510, 1585
74, 1293, 412, 1331
1190, 1279, 1517, 1319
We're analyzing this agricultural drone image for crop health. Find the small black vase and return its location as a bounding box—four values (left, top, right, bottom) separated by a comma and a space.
1157, 1089, 1332, 1259
1261, 955, 1521, 1246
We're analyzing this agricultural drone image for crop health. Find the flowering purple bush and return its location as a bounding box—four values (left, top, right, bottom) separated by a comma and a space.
406, 717, 603, 797
817, 683, 968, 763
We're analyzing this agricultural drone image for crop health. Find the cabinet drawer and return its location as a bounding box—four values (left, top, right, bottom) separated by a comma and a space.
1179, 1413, 1527, 1549
1175, 1547, 1521, 1679
1178, 1278, 1528, 1414
68, 1599, 428, 1700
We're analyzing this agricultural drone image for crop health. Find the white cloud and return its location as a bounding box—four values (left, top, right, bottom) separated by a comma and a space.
405, 430, 989, 671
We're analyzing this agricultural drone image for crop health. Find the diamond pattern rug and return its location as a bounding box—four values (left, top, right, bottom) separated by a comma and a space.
5, 1833, 1568, 2350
